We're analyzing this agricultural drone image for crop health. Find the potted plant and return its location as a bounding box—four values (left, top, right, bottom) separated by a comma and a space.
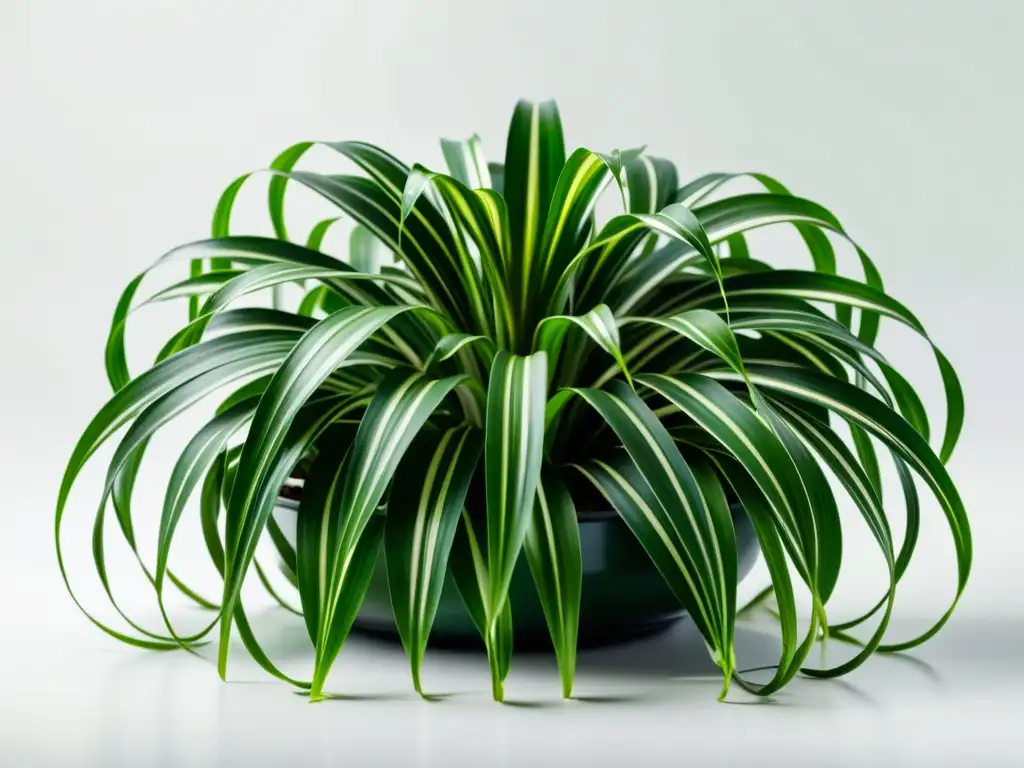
56, 100, 969, 703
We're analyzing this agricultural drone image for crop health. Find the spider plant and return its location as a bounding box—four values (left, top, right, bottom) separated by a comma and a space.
56, 99, 969, 703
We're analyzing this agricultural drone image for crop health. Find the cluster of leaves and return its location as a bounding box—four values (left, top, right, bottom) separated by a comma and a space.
57, 100, 969, 703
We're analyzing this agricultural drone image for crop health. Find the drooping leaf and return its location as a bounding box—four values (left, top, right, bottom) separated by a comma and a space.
534, 304, 630, 385
218, 306, 421, 679
572, 381, 736, 694
523, 467, 582, 698
483, 351, 547, 628
385, 427, 482, 695
310, 369, 468, 698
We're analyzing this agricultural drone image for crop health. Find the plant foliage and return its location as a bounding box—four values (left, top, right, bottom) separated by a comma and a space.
57, 100, 969, 702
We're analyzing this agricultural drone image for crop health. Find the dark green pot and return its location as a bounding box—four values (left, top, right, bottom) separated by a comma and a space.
274, 501, 760, 651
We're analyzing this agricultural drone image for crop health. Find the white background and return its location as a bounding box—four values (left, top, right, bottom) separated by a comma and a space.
2, 1, 1022, 765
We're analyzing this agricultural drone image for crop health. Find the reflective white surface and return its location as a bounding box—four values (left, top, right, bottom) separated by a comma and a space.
3, 606, 1021, 767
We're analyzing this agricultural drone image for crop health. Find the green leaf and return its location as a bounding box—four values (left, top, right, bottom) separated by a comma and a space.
216, 161, 471, 335
635, 373, 819, 592
487, 162, 505, 195
441, 134, 492, 189
710, 454, 818, 695
386, 427, 482, 695
676, 173, 844, 318
218, 306, 419, 679
309, 512, 386, 702
767, 398, 898, 676
552, 202, 720, 318
571, 381, 736, 693
523, 467, 582, 698
425, 333, 495, 372
624, 155, 678, 215
349, 225, 392, 274
503, 100, 567, 332
107, 235, 431, 377
624, 309, 746, 381
566, 218, 650, 313
155, 398, 261, 596
710, 363, 971, 649
675, 269, 963, 460
693, 192, 843, 242
306, 216, 341, 251
310, 369, 468, 698
293, 424, 355, 646
484, 351, 547, 630
399, 167, 514, 348
536, 149, 614, 316
757, 401, 843, 604
598, 146, 645, 202
448, 505, 515, 700
534, 304, 630, 385
449, 507, 489, 638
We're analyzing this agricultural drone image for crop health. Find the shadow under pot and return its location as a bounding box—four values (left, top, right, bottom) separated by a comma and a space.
272, 492, 761, 651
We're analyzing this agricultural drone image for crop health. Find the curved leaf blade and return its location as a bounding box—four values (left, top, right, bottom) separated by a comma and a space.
386, 426, 482, 695
523, 467, 581, 698
484, 351, 547, 626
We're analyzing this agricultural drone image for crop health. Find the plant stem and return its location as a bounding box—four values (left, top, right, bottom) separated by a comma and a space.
488, 646, 505, 702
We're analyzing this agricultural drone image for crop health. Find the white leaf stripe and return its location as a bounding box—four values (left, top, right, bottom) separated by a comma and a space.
760, 331, 838, 376
412, 434, 453, 635
520, 102, 542, 310
316, 447, 347, 636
